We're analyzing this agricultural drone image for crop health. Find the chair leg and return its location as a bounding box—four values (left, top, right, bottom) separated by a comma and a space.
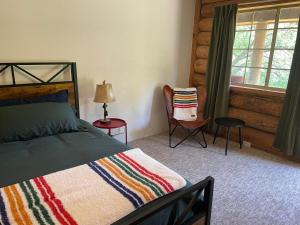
225, 127, 230, 156
169, 124, 178, 148
201, 129, 207, 148
191, 127, 208, 148
213, 125, 219, 144
169, 131, 193, 148
169, 125, 208, 149
239, 127, 243, 149
170, 124, 191, 148
168, 123, 171, 148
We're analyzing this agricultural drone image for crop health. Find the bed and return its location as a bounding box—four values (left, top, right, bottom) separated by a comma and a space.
0, 62, 214, 225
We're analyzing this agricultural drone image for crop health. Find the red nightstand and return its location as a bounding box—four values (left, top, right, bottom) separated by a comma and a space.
93, 118, 128, 144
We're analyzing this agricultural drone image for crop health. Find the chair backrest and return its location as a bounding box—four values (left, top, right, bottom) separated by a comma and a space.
163, 85, 207, 120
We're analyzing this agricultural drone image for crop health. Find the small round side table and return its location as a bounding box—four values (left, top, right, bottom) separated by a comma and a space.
213, 117, 245, 155
93, 118, 128, 144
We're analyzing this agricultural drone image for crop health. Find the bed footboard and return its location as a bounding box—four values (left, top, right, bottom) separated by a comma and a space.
114, 176, 214, 225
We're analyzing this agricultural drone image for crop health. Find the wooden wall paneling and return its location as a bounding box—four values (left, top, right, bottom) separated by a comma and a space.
230, 126, 276, 151
230, 86, 285, 99
194, 59, 208, 74
196, 46, 210, 59
229, 93, 283, 117
239, 0, 300, 9
197, 32, 212, 45
201, 0, 295, 6
199, 0, 286, 18
228, 107, 279, 133
202, 0, 253, 5
191, 74, 206, 87
199, 18, 213, 31
201, 4, 215, 18
202, 0, 224, 3
189, 0, 202, 86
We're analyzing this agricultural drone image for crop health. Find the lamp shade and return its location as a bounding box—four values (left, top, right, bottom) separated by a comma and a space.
94, 81, 116, 103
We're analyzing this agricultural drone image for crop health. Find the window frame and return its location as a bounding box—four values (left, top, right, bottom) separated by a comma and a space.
231, 5, 300, 92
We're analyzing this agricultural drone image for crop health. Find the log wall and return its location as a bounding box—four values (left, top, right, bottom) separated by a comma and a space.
189, 0, 298, 152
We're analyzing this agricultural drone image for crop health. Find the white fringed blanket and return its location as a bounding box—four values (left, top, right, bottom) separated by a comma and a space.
0, 148, 186, 225
173, 88, 198, 121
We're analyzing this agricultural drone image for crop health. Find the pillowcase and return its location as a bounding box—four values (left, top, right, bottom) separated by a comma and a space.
0, 90, 68, 107
0, 102, 80, 143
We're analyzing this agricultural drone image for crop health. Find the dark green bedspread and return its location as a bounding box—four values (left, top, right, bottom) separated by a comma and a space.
0, 120, 129, 187
0, 120, 198, 225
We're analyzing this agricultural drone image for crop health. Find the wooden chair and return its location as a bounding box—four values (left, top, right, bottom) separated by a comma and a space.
163, 85, 210, 148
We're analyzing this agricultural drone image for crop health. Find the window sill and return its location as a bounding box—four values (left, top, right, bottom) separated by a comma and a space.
230, 85, 286, 99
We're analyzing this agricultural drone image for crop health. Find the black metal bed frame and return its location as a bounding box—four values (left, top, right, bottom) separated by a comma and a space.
114, 176, 214, 225
0, 62, 80, 117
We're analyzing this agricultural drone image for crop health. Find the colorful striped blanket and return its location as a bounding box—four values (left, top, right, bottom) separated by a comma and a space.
0, 148, 186, 225
173, 88, 198, 121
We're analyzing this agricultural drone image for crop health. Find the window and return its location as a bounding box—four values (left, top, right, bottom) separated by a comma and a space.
231, 6, 300, 90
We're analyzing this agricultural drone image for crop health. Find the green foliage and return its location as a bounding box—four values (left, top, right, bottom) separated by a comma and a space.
231, 23, 297, 89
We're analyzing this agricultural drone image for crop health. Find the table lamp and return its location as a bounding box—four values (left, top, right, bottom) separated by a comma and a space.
94, 80, 116, 124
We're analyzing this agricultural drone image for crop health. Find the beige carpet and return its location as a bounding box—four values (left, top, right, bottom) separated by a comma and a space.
130, 133, 300, 225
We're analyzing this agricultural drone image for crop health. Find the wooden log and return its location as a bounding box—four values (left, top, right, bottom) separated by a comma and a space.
194, 59, 208, 74
191, 73, 206, 87
200, 0, 286, 18
197, 32, 211, 45
201, 4, 214, 18
202, 0, 244, 4
244, 0, 299, 8
230, 86, 285, 101
199, 18, 213, 31
201, 0, 300, 11
230, 126, 275, 152
196, 46, 210, 59
189, 0, 202, 86
202, 0, 291, 5
202, 0, 224, 3
230, 93, 283, 117
228, 107, 279, 133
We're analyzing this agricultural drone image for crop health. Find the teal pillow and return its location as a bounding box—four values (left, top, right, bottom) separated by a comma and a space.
0, 102, 80, 143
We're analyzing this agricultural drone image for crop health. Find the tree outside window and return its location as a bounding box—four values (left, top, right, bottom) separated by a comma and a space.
231, 6, 300, 90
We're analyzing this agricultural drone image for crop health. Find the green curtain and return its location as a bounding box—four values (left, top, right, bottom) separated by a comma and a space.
273, 18, 300, 159
204, 4, 237, 132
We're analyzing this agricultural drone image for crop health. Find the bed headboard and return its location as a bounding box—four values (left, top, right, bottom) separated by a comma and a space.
0, 62, 80, 117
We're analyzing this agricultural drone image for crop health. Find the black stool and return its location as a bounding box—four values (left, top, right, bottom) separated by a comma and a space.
213, 117, 245, 155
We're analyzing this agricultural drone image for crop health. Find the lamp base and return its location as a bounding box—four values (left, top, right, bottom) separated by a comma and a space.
99, 118, 111, 124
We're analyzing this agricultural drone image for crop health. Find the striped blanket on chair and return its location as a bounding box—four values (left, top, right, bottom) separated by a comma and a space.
173, 88, 198, 121
0, 148, 186, 225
